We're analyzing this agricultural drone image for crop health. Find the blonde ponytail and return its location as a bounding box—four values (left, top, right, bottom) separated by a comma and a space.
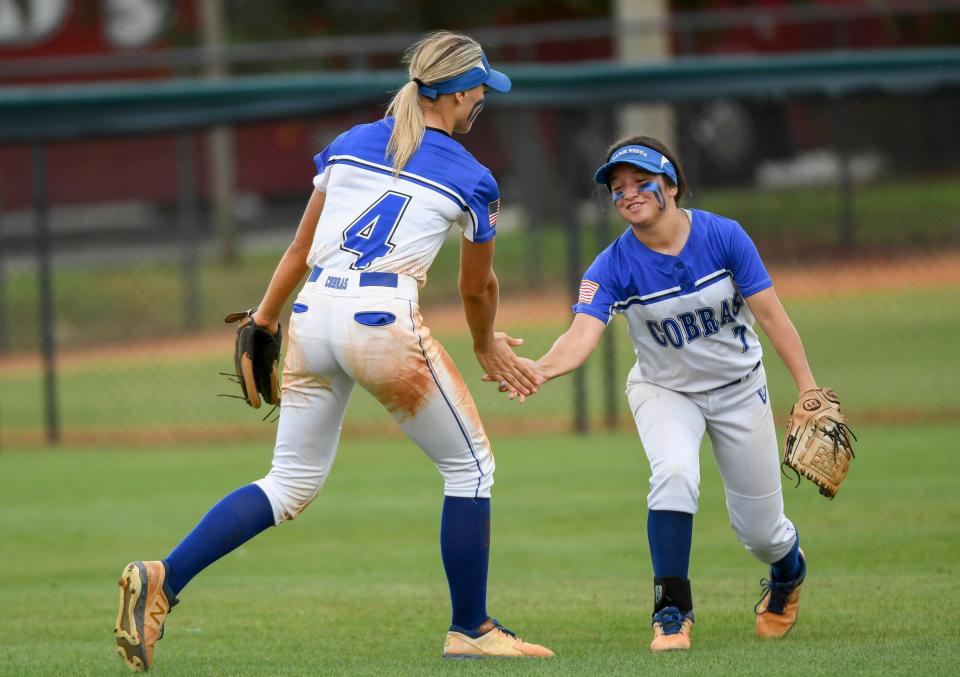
385, 31, 484, 174
385, 81, 426, 176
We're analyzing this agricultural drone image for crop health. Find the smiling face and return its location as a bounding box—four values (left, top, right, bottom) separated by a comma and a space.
609, 164, 678, 226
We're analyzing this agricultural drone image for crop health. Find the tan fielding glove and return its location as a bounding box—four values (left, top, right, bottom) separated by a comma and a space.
783, 388, 856, 499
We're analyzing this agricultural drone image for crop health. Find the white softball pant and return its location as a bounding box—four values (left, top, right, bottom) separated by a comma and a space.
626, 363, 796, 564
255, 268, 494, 524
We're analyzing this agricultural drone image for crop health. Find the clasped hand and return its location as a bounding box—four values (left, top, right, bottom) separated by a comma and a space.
475, 332, 545, 404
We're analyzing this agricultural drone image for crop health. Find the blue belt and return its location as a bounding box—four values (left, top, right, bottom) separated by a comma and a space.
307, 267, 398, 288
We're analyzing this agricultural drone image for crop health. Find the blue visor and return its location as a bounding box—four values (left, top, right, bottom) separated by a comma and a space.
417, 52, 511, 100
593, 145, 678, 187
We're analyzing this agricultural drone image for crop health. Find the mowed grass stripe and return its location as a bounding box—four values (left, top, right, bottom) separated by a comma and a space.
1, 425, 958, 675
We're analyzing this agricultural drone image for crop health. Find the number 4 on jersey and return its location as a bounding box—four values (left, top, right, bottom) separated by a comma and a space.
341, 191, 411, 270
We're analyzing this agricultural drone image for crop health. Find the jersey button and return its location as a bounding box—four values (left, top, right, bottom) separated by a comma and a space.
673, 261, 694, 292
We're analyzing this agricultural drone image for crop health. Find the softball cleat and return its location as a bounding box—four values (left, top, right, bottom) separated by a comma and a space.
114, 560, 177, 671
650, 606, 694, 652
443, 618, 554, 659
755, 549, 806, 639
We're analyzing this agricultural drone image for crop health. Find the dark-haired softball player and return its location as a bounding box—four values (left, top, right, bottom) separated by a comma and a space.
506, 135, 817, 651
114, 31, 553, 671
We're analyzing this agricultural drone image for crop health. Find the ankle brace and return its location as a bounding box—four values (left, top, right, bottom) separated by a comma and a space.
654, 576, 693, 614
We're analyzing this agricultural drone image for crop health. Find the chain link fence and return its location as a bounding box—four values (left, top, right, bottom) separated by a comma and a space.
2, 59, 959, 448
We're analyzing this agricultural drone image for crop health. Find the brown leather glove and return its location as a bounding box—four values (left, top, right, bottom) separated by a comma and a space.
224, 308, 282, 409
783, 388, 856, 499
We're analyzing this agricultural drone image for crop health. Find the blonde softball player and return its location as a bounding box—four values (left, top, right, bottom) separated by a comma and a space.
114, 31, 552, 671
502, 135, 815, 652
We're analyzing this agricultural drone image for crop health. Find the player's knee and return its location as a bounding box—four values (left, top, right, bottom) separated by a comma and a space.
647, 463, 699, 513
438, 454, 494, 498
738, 533, 789, 563
443, 474, 494, 498
731, 516, 795, 563
254, 470, 327, 524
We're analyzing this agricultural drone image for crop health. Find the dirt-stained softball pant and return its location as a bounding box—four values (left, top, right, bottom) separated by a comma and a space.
255, 268, 494, 523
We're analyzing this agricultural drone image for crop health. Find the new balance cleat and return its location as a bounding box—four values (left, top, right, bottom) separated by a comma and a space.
114, 561, 177, 671
755, 549, 806, 638
443, 618, 554, 659
650, 606, 694, 652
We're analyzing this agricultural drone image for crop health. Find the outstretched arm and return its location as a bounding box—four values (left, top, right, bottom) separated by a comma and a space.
253, 189, 326, 334
485, 313, 606, 401
538, 313, 607, 381
745, 286, 817, 392
459, 236, 540, 396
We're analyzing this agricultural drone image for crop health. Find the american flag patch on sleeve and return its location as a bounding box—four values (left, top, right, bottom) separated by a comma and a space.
487, 199, 500, 226
578, 279, 600, 304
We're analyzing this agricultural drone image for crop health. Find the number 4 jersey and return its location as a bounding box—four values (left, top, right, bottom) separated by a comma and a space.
308, 117, 499, 284
574, 210, 773, 393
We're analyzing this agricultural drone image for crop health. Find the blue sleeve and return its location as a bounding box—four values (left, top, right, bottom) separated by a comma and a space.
312, 131, 349, 191
571, 253, 619, 325
725, 221, 772, 297
313, 131, 348, 174
463, 171, 499, 243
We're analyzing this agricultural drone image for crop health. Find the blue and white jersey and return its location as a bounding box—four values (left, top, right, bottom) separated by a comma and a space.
574, 209, 773, 393
308, 117, 499, 284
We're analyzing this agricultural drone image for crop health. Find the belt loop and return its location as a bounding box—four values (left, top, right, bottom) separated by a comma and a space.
739, 360, 761, 384
359, 272, 399, 288
308, 266, 323, 283
707, 360, 761, 394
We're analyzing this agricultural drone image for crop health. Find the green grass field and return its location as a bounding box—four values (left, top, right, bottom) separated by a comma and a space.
2, 286, 958, 445
1, 425, 958, 675
3, 177, 958, 674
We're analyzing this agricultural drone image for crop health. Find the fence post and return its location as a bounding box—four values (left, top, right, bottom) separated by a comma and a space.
200, 0, 238, 265
0, 154, 7, 354
832, 18, 856, 249
32, 143, 59, 445
177, 133, 201, 329
835, 95, 856, 249
510, 109, 544, 290
597, 211, 618, 432
562, 110, 588, 434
